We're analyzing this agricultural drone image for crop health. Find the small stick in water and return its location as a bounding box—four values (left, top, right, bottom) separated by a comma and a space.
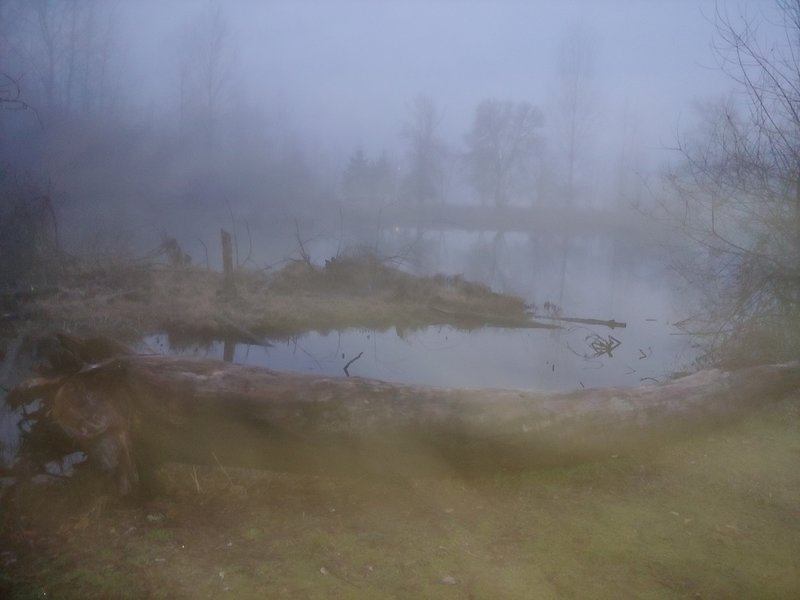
343, 351, 364, 377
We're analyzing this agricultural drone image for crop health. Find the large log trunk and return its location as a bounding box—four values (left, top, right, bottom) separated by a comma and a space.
9, 336, 800, 495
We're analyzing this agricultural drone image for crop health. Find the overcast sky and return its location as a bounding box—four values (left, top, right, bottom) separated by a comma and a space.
121, 1, 766, 161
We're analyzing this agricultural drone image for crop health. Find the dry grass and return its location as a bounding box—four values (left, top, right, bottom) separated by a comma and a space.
2, 395, 799, 599
26, 255, 531, 342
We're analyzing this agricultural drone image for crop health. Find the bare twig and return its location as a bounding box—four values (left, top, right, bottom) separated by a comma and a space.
294, 219, 312, 266
211, 451, 233, 485
191, 465, 202, 493
0, 72, 42, 126
241, 221, 254, 267
197, 237, 210, 269
343, 351, 363, 376
225, 199, 240, 268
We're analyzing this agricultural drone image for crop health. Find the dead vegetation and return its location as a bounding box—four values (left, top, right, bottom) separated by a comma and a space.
5, 248, 534, 343
2, 395, 799, 599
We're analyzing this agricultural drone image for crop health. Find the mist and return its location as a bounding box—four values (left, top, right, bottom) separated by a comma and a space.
4, 2, 800, 597
1, 0, 738, 256
1, 0, 788, 387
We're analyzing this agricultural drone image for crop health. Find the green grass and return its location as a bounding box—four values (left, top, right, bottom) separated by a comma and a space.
2, 397, 799, 599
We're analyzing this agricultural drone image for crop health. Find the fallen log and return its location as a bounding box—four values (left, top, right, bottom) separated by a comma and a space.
557, 316, 626, 329
429, 304, 559, 329
531, 314, 627, 329
8, 335, 800, 496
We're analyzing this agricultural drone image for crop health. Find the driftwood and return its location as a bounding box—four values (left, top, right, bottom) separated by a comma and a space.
429, 304, 559, 329
8, 335, 800, 496
555, 316, 626, 329
220, 228, 235, 297
532, 314, 627, 329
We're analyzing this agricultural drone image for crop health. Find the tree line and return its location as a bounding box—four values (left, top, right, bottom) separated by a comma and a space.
343, 96, 546, 208
0, 2, 607, 218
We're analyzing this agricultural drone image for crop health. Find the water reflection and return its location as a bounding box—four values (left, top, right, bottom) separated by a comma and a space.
142, 226, 696, 390
144, 314, 690, 392
1, 225, 697, 466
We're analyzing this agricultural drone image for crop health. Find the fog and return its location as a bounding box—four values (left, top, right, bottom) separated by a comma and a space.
5, 4, 800, 596
2, 0, 784, 380
122, 1, 729, 153
2, 0, 743, 248
0, 0, 786, 337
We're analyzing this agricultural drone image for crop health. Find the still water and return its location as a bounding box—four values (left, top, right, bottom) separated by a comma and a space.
144, 227, 698, 391
1, 226, 699, 464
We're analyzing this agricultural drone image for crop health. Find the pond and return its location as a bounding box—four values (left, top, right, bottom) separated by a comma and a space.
0, 224, 699, 466
143, 226, 698, 391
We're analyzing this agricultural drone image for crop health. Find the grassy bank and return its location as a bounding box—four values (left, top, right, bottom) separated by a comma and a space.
2, 395, 798, 599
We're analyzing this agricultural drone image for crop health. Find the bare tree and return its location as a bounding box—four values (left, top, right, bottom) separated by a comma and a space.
0, 71, 38, 120
666, 1, 800, 365
400, 95, 446, 204
0, 0, 23, 64
553, 24, 597, 207
21, 0, 115, 115
464, 99, 543, 206
342, 146, 397, 206
178, 1, 238, 146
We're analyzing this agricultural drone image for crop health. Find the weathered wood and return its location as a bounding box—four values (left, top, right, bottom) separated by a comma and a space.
550, 316, 626, 329
220, 228, 234, 295
8, 337, 800, 496
430, 304, 559, 329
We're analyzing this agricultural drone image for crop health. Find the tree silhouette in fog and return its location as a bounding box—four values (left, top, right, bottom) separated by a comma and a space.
464, 99, 543, 207
177, 1, 238, 147
400, 95, 447, 205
